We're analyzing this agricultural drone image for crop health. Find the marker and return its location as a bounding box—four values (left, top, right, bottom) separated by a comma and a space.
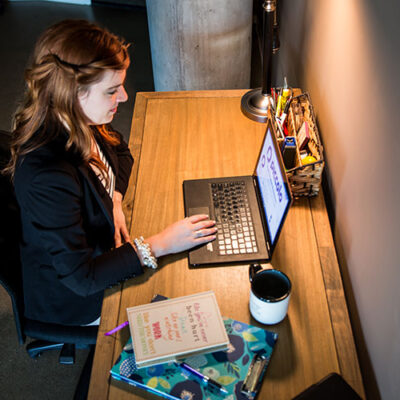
275, 88, 283, 118
279, 91, 293, 128
177, 361, 228, 395
104, 320, 129, 336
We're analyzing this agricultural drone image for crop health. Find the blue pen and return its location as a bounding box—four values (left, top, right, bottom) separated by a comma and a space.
177, 361, 228, 395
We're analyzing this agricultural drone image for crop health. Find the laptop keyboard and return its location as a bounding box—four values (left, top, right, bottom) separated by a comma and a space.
211, 181, 258, 256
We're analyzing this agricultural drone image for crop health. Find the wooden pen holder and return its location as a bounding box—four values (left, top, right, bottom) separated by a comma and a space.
275, 92, 324, 197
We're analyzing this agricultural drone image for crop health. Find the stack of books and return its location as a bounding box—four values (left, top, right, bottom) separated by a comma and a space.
110, 292, 278, 400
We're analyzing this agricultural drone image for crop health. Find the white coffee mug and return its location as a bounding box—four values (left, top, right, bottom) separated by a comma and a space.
249, 263, 291, 325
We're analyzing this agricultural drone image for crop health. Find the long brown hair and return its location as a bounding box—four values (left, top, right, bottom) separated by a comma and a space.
3, 19, 130, 178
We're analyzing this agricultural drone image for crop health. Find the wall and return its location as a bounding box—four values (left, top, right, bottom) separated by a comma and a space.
275, 1, 400, 399
146, 0, 253, 91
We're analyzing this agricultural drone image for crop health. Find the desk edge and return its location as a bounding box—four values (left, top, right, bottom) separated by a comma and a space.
310, 192, 366, 399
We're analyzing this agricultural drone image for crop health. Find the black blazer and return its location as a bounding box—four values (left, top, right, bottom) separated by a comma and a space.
14, 125, 143, 325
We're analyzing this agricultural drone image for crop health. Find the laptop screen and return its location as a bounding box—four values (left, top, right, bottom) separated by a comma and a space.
255, 127, 291, 245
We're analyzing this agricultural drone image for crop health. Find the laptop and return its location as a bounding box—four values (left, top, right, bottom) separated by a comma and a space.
183, 116, 293, 266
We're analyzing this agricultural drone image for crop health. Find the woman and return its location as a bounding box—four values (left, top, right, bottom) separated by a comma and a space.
3, 20, 216, 326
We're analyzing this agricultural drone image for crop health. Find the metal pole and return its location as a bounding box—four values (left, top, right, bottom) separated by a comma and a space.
241, 0, 277, 123
261, 0, 276, 95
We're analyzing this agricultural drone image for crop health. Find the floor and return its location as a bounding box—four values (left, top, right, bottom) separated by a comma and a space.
0, 1, 153, 399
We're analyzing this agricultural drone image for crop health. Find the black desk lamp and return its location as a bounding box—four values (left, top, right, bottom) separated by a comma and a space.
241, 0, 278, 123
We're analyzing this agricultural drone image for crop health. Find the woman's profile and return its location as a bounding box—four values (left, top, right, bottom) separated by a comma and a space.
3, 19, 216, 326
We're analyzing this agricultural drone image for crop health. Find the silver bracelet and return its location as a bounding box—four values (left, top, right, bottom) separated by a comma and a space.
133, 236, 158, 269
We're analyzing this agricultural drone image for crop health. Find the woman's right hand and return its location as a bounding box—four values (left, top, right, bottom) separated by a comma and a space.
145, 214, 217, 258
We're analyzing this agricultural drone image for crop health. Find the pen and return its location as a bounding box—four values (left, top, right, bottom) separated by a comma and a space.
177, 361, 228, 395
104, 320, 129, 336
105, 294, 166, 336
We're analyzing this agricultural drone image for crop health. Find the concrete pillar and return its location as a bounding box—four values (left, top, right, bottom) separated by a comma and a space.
146, 0, 253, 91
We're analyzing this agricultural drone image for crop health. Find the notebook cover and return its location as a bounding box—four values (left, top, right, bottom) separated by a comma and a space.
110, 317, 278, 400
126, 291, 229, 368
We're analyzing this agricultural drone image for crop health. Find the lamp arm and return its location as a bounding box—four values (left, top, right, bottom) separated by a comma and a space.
261, 0, 276, 95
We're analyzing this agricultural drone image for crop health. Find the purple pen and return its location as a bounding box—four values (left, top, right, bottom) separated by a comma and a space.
177, 361, 228, 395
104, 320, 129, 336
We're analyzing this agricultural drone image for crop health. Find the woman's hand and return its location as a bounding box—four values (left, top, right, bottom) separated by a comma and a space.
112, 191, 131, 247
145, 214, 217, 258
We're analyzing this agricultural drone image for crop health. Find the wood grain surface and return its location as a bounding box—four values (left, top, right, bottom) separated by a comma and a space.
88, 90, 365, 400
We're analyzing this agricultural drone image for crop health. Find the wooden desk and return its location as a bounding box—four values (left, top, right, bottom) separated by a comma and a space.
88, 90, 365, 400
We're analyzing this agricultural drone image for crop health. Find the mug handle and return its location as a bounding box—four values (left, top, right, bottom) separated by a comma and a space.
249, 263, 263, 283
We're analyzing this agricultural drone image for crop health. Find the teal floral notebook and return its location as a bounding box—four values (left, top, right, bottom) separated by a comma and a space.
110, 317, 278, 400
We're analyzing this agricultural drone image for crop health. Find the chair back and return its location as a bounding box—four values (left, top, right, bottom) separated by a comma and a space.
0, 130, 26, 344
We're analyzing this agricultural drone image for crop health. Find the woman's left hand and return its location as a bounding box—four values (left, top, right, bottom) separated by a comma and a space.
112, 191, 131, 247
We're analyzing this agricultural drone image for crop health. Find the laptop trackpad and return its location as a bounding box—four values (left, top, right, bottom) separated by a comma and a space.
187, 207, 214, 263
188, 207, 210, 217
